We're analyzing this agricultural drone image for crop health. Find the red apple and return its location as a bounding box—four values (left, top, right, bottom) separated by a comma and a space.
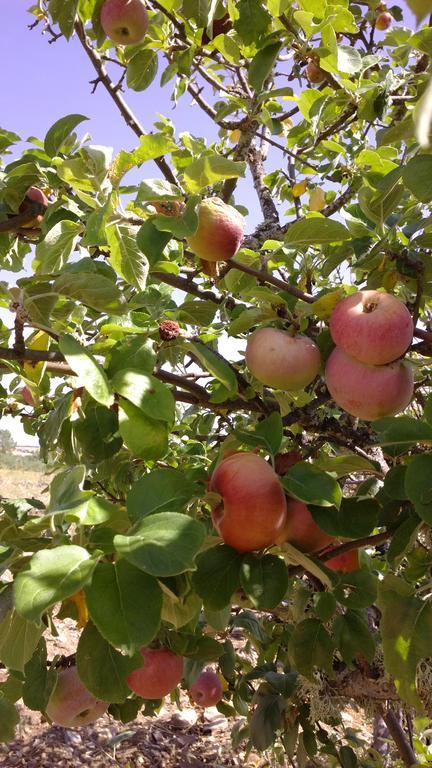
245, 328, 321, 390
325, 347, 414, 421
375, 11, 392, 29
329, 290, 413, 366
189, 669, 223, 707
209, 452, 287, 552
325, 548, 360, 572
275, 498, 334, 553
186, 197, 244, 263
46, 667, 107, 727
306, 59, 326, 84
19, 187, 48, 228
274, 450, 302, 476
21, 386, 35, 407
126, 647, 184, 699
100, 0, 149, 45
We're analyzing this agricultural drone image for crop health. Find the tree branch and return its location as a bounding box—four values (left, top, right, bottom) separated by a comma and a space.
74, 21, 178, 186
226, 259, 314, 303
248, 144, 280, 224
382, 708, 417, 767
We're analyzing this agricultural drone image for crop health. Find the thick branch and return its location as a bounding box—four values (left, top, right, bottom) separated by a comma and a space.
248, 144, 280, 224
74, 21, 177, 186
382, 708, 417, 767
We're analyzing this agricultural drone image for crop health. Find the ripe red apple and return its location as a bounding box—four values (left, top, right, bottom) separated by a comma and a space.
21, 386, 35, 406
19, 187, 48, 228
186, 197, 244, 263
189, 669, 223, 707
126, 647, 184, 699
245, 328, 321, 390
325, 548, 360, 572
275, 498, 334, 553
375, 11, 392, 29
325, 347, 414, 421
306, 59, 326, 84
329, 290, 413, 366
209, 452, 287, 552
46, 667, 107, 727
202, 14, 232, 44
100, 0, 149, 45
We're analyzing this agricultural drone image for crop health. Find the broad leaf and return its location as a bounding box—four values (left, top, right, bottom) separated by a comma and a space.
59, 334, 114, 407
282, 462, 342, 508
310, 497, 380, 538
44, 113, 88, 156
290, 619, 335, 679
240, 554, 288, 609
192, 545, 242, 610
118, 399, 169, 459
127, 468, 197, 522
285, 216, 351, 246
106, 224, 149, 291
76, 621, 140, 703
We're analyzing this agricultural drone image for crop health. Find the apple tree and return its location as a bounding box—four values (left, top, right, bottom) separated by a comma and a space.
2, 0, 432, 764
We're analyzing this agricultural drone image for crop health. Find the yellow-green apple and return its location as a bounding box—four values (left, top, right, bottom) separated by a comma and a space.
19, 187, 48, 228
329, 290, 413, 365
100, 0, 149, 44
245, 328, 321, 390
375, 11, 392, 29
186, 197, 244, 262
325, 548, 359, 572
325, 347, 414, 421
126, 647, 184, 699
189, 669, 223, 707
306, 59, 326, 84
275, 498, 334, 552
46, 667, 107, 727
209, 452, 287, 552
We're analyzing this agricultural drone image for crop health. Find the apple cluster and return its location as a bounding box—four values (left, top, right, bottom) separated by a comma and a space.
325, 290, 414, 421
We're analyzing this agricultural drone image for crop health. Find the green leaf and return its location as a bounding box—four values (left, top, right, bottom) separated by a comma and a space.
136, 179, 182, 203
378, 574, 432, 708
402, 155, 432, 202
108, 336, 156, 377
282, 462, 342, 508
236, 411, 283, 455
337, 46, 362, 74
250, 693, 283, 751
333, 612, 375, 668
152, 194, 200, 238
285, 215, 351, 246
85, 561, 162, 653
0, 696, 19, 743
22, 639, 57, 711
34, 221, 82, 273
14, 545, 97, 623
47, 465, 92, 517
136, 220, 172, 263
177, 300, 217, 327
44, 114, 88, 157
0, 608, 43, 671
249, 42, 282, 91
240, 554, 288, 609
127, 469, 197, 523
73, 404, 123, 464
405, 454, 432, 524
192, 545, 242, 610
106, 224, 149, 291
59, 334, 113, 407
290, 618, 335, 679
339, 746, 359, 768
407, 0, 432, 23
112, 370, 175, 423
334, 570, 377, 610
114, 512, 206, 576
118, 399, 169, 459
77, 621, 140, 703
183, 156, 246, 193
54, 271, 125, 312
134, 133, 177, 162
375, 416, 432, 446
185, 340, 238, 396
310, 497, 380, 538
313, 453, 379, 478
48, 0, 79, 38
234, 0, 271, 44
126, 50, 158, 91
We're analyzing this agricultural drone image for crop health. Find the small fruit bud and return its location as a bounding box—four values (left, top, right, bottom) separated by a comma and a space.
375, 11, 392, 29
159, 320, 180, 341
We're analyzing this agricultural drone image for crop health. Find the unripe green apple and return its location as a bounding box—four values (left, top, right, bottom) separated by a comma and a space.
275, 498, 334, 552
245, 327, 321, 390
325, 347, 414, 421
329, 290, 413, 365
189, 669, 223, 707
209, 452, 287, 552
375, 11, 392, 29
100, 0, 149, 45
126, 647, 184, 699
186, 197, 244, 263
46, 667, 107, 727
